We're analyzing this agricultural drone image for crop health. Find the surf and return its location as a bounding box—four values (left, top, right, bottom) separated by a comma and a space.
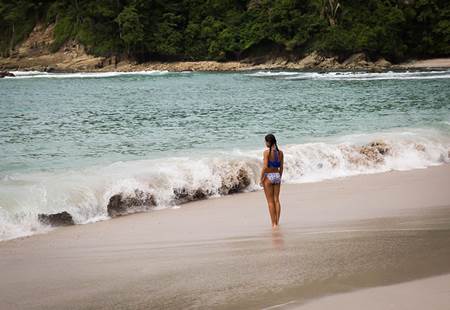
1, 129, 449, 241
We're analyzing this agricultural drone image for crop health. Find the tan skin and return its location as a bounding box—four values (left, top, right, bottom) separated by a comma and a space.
260, 143, 284, 229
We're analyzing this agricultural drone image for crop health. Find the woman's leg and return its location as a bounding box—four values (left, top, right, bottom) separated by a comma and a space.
263, 178, 277, 227
273, 184, 281, 225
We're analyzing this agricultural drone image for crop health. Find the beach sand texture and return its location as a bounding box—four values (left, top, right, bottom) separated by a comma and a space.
1, 165, 449, 309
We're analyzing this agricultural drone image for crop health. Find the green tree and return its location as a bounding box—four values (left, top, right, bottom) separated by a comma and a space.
116, 4, 144, 54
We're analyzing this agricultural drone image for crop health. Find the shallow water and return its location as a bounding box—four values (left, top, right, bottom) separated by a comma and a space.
0, 70, 449, 240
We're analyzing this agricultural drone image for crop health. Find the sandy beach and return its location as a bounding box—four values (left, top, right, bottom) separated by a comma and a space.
0, 164, 449, 309
399, 58, 450, 69
295, 273, 450, 310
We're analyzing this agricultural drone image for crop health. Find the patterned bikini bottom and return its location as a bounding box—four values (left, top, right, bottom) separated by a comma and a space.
265, 172, 281, 184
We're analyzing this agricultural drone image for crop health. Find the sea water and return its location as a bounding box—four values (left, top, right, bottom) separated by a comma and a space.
1, 70, 449, 240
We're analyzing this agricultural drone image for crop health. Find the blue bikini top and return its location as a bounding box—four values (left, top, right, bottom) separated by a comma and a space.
268, 149, 281, 168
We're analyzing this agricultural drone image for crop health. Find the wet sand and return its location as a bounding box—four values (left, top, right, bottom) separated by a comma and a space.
295, 273, 450, 310
1, 165, 450, 309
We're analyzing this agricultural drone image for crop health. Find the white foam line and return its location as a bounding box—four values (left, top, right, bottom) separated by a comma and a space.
285, 74, 450, 81
246, 70, 450, 81
5, 70, 171, 79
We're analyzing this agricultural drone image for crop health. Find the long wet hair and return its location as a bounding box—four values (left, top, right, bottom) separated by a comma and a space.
265, 134, 279, 165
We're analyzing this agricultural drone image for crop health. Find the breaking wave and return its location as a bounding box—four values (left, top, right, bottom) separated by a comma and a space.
6, 70, 173, 79
246, 70, 450, 81
0, 129, 449, 241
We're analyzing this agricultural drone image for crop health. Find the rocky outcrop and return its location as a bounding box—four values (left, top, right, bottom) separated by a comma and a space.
1, 24, 407, 73
343, 140, 392, 166
173, 188, 210, 204
0, 48, 396, 72
281, 52, 392, 71
339, 53, 392, 71
0, 23, 105, 72
342, 52, 368, 68
0, 26, 395, 72
17, 23, 55, 57
107, 190, 156, 217
357, 140, 391, 164
38, 211, 75, 226
374, 57, 392, 68
294, 51, 324, 68
0, 71, 14, 78
173, 168, 251, 204
219, 167, 251, 195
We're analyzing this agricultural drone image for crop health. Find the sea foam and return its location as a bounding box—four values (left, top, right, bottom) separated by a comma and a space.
0, 129, 449, 241
7, 70, 171, 79
246, 70, 450, 81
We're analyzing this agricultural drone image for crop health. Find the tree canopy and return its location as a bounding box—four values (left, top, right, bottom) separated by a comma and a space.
1, 0, 449, 61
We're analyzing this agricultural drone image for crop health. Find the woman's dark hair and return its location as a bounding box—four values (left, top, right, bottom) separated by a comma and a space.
265, 134, 279, 165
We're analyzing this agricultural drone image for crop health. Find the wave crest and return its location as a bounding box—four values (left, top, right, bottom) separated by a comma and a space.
6, 70, 172, 79
1, 130, 449, 240
246, 70, 450, 81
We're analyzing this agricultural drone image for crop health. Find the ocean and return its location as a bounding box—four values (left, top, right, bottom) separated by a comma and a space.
1, 69, 449, 240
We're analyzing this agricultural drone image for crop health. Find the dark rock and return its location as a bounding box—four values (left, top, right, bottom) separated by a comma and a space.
38, 211, 75, 226
357, 140, 391, 164
374, 57, 392, 68
173, 187, 210, 204
368, 140, 391, 155
0, 71, 15, 78
173, 167, 251, 204
342, 52, 367, 67
45, 66, 56, 73
219, 168, 251, 195
107, 190, 156, 217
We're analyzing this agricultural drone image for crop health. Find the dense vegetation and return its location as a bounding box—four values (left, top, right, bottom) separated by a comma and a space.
0, 0, 449, 62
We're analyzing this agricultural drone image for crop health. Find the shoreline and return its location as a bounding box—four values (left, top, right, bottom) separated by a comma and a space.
2, 54, 450, 74
1, 164, 450, 309
2, 21, 449, 74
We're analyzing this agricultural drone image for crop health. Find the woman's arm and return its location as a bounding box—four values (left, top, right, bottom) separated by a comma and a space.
260, 150, 268, 185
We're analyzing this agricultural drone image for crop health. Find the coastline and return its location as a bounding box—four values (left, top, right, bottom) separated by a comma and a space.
2, 56, 450, 74
1, 164, 449, 309
1, 29, 449, 74
1, 18, 449, 74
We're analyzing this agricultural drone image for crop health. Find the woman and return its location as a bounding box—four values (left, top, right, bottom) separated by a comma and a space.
260, 134, 283, 229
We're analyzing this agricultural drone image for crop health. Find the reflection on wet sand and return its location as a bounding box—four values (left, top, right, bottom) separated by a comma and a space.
271, 228, 285, 250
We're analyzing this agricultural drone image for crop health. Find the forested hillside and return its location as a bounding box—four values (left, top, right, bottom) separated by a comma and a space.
0, 0, 449, 62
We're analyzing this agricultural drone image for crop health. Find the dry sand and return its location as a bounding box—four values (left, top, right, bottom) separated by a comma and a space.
1, 165, 450, 309
398, 58, 450, 69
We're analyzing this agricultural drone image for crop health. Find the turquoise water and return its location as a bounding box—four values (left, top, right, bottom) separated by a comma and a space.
0, 70, 449, 240
1, 70, 449, 174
